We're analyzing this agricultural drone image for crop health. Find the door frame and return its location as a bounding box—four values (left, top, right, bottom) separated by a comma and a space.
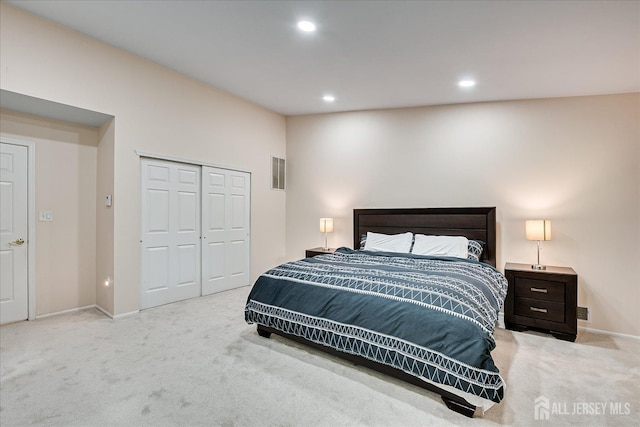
0, 134, 36, 321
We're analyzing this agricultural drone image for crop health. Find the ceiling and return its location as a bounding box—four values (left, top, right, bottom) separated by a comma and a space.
7, 0, 640, 116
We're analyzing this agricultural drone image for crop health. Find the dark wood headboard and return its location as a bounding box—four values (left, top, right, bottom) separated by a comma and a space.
353, 207, 496, 267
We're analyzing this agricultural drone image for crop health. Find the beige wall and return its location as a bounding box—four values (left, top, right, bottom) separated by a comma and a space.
286, 93, 640, 336
2, 3, 638, 337
0, 3, 287, 316
96, 118, 115, 314
0, 110, 98, 316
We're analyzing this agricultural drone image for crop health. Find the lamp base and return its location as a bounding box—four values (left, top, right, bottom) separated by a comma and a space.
531, 264, 547, 270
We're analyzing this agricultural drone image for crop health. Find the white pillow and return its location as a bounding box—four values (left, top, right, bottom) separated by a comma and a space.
411, 235, 469, 258
363, 231, 413, 253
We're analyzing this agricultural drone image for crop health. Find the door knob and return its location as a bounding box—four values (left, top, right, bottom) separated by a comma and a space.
9, 238, 25, 246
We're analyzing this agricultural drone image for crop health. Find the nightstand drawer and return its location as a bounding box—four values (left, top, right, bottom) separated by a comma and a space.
514, 297, 565, 323
514, 277, 565, 302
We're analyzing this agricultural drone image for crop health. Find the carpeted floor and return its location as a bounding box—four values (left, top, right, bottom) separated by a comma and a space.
1, 286, 638, 426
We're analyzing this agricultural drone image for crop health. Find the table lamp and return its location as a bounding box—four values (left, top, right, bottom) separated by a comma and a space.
319, 218, 334, 250
525, 219, 551, 270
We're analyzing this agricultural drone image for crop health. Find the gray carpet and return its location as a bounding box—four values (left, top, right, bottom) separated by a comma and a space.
1, 286, 638, 426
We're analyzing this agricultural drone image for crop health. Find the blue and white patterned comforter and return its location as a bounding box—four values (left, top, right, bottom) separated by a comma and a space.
245, 247, 508, 403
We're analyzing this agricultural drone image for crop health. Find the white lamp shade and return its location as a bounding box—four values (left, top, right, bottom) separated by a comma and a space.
525, 220, 551, 241
319, 218, 334, 233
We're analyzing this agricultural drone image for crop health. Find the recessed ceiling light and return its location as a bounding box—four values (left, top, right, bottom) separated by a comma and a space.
458, 80, 476, 88
323, 95, 336, 102
297, 21, 316, 32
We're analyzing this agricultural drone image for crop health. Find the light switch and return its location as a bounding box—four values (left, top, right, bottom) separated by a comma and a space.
105, 194, 112, 207
39, 211, 53, 221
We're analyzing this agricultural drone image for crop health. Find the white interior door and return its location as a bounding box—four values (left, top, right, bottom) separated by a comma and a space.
140, 159, 201, 309
0, 143, 29, 324
202, 166, 250, 295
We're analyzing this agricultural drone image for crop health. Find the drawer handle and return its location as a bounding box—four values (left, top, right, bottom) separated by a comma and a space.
530, 307, 548, 313
530, 287, 548, 293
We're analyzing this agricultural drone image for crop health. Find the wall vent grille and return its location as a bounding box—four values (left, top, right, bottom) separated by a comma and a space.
271, 156, 285, 190
577, 306, 589, 321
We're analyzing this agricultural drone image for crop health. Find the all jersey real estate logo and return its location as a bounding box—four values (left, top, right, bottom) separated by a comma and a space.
534, 395, 632, 421
534, 396, 550, 420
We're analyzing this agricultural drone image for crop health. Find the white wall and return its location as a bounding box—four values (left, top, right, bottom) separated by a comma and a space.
0, 110, 98, 316
286, 93, 640, 336
0, 3, 287, 316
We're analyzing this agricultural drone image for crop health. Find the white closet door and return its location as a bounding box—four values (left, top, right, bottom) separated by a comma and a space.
202, 166, 250, 295
140, 159, 201, 309
0, 143, 29, 324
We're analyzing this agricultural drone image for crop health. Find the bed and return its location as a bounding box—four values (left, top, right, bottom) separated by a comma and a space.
245, 207, 507, 417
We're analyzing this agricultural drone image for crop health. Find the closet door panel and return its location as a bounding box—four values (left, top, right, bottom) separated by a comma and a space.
141, 159, 201, 309
202, 166, 250, 295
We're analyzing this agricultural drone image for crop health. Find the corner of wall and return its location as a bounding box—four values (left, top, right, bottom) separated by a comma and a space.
96, 117, 115, 315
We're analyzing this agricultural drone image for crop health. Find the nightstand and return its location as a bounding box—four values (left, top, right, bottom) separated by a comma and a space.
504, 262, 577, 342
305, 247, 337, 258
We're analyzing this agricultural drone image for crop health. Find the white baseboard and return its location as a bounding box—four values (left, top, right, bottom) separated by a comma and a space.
113, 310, 139, 319
35, 305, 96, 320
578, 326, 640, 340
95, 305, 114, 319
497, 310, 639, 340
34, 304, 640, 339
37, 304, 139, 321
95, 306, 139, 320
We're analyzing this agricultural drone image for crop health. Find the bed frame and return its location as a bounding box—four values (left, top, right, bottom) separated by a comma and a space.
353, 207, 496, 267
256, 207, 497, 418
